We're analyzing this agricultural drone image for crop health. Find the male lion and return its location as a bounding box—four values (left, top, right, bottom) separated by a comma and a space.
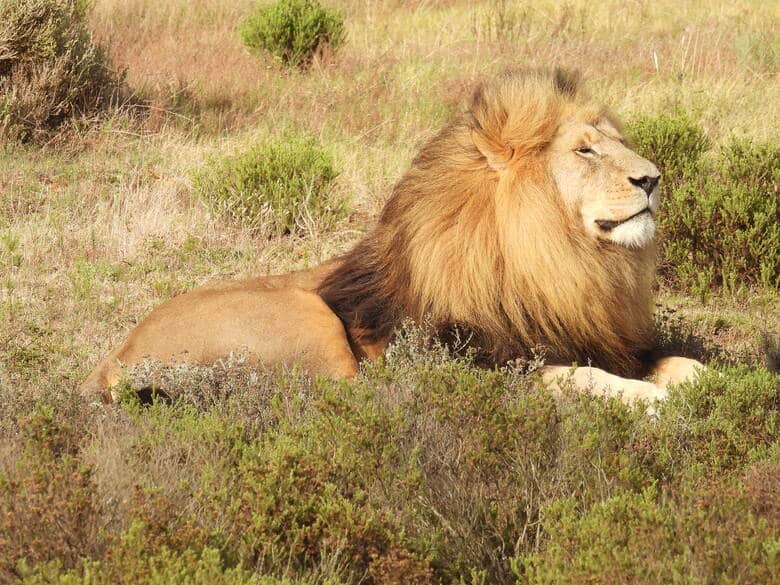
81, 70, 703, 403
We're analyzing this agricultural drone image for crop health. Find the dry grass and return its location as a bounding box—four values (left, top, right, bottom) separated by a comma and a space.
87, 0, 779, 138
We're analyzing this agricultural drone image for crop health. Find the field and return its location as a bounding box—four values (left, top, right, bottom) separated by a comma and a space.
0, 0, 778, 583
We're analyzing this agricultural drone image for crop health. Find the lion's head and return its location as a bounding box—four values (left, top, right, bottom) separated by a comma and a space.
319, 70, 660, 374
546, 111, 660, 249
468, 69, 661, 250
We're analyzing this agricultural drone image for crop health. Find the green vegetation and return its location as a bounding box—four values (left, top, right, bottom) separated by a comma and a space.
0, 0, 121, 142
1, 339, 777, 583
240, 0, 345, 68
626, 111, 711, 180
627, 113, 780, 297
192, 134, 345, 235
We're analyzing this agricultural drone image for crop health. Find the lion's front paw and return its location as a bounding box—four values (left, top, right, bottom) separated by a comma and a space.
621, 380, 668, 415
651, 356, 707, 389
623, 380, 668, 401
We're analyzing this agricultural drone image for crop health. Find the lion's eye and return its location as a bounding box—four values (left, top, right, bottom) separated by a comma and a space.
576, 146, 595, 155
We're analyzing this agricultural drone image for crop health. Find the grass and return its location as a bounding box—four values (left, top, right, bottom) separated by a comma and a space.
0, 0, 778, 582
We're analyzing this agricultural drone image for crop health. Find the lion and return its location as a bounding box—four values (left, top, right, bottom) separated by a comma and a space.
81, 70, 704, 404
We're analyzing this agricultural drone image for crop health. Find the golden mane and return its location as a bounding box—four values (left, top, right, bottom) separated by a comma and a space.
318, 70, 656, 375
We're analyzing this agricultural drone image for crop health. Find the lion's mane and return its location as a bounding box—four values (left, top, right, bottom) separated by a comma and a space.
318, 70, 656, 375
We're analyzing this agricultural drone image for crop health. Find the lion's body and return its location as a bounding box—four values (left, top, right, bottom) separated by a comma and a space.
82, 70, 704, 403
80, 264, 360, 400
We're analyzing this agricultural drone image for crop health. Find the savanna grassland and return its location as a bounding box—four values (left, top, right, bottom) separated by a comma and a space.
1, 1, 779, 583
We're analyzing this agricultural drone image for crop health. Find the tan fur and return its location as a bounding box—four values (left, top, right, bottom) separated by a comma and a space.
80, 262, 358, 401
82, 70, 702, 403
649, 356, 706, 388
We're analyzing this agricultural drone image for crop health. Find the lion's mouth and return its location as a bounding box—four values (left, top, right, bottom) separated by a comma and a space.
595, 208, 652, 232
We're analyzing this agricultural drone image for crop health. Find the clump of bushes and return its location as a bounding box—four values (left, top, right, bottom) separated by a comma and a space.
192, 133, 346, 235
0, 0, 122, 142
517, 471, 778, 585
626, 112, 779, 296
2, 332, 778, 583
627, 110, 711, 181
240, 0, 346, 68
0, 407, 100, 580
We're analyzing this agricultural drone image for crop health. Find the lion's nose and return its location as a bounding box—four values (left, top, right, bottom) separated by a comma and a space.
629, 175, 660, 196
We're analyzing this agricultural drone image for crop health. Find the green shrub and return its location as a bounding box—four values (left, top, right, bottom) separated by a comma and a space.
626, 113, 779, 295
0, 407, 99, 581
240, 0, 345, 68
0, 0, 122, 142
626, 110, 710, 181
632, 366, 779, 481
18, 551, 319, 584
192, 134, 345, 235
515, 476, 778, 585
2, 343, 778, 583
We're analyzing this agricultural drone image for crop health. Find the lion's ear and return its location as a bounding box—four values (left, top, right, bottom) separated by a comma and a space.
469, 84, 514, 171
472, 129, 514, 172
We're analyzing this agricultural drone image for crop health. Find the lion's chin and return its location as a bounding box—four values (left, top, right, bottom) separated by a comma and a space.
606, 213, 656, 249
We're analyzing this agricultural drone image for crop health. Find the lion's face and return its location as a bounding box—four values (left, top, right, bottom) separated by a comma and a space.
548, 118, 661, 248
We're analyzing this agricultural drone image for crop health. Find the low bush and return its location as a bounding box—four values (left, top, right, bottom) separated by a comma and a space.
0, 0, 122, 143
626, 113, 779, 296
0, 407, 100, 581
516, 472, 778, 585
240, 0, 345, 68
1, 334, 777, 583
18, 551, 315, 584
192, 133, 345, 235
626, 110, 710, 182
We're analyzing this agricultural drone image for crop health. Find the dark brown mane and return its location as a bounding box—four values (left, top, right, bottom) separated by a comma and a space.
317, 237, 407, 357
